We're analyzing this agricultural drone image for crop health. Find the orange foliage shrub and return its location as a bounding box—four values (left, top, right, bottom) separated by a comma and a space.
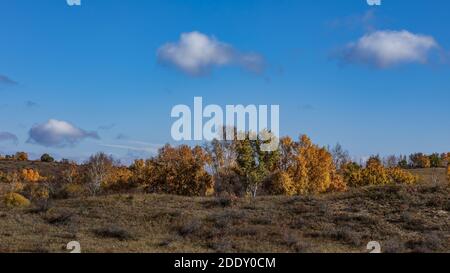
104, 167, 134, 191
21, 169, 45, 183
130, 159, 154, 185
146, 145, 214, 196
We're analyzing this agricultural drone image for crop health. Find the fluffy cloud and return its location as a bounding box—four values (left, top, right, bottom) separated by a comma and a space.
339, 30, 439, 68
157, 31, 265, 75
27, 119, 99, 147
0, 132, 18, 145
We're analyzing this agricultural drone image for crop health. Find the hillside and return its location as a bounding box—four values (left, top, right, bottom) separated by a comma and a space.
1, 182, 448, 253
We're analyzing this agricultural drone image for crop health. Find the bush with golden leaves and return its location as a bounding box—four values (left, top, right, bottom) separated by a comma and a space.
3, 192, 31, 208
341, 162, 364, 187
15, 152, 29, 161
62, 183, 86, 198
104, 167, 134, 191
265, 171, 296, 196
146, 145, 214, 196
361, 157, 390, 186
387, 167, 418, 185
21, 169, 45, 183
343, 157, 418, 187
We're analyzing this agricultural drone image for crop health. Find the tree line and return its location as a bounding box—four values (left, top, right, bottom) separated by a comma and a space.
1, 133, 449, 207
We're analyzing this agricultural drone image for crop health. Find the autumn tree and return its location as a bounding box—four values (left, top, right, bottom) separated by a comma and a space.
409, 153, 431, 168
62, 163, 80, 184
105, 167, 133, 191
204, 135, 240, 195
86, 152, 115, 195
397, 155, 409, 169
383, 155, 399, 168
429, 153, 442, 168
147, 145, 213, 196
15, 152, 28, 161
341, 162, 363, 187
330, 143, 350, 170
130, 159, 154, 185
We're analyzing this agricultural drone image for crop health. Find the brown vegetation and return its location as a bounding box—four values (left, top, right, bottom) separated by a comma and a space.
0, 179, 448, 253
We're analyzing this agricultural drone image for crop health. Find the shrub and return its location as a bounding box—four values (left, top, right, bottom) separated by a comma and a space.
104, 167, 133, 191
31, 185, 50, 200
361, 157, 390, 186
3, 192, 31, 207
40, 153, 54, 163
0, 171, 5, 182
15, 152, 28, 161
266, 171, 296, 195
388, 167, 418, 185
447, 164, 450, 184
342, 162, 363, 187
146, 145, 214, 196
62, 184, 86, 198
21, 169, 45, 183
409, 153, 431, 168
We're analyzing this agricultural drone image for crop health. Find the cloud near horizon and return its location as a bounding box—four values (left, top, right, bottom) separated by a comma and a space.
0, 132, 19, 145
337, 30, 439, 68
27, 119, 100, 147
157, 31, 265, 75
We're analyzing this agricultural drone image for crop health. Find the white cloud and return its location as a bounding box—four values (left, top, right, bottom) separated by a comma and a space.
28, 119, 99, 147
340, 30, 439, 68
157, 31, 265, 75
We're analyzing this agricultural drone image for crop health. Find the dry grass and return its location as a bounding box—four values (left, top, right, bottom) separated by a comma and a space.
0, 167, 448, 253
0, 183, 448, 253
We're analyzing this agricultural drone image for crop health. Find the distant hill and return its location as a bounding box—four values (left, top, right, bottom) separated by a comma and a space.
0, 160, 72, 178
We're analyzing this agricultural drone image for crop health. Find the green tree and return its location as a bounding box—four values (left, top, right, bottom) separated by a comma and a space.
40, 153, 55, 163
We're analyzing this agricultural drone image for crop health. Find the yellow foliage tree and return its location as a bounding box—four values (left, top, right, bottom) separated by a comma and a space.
361, 157, 390, 186
284, 135, 346, 194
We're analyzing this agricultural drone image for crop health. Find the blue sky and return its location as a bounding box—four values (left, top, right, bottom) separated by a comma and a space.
0, 0, 449, 163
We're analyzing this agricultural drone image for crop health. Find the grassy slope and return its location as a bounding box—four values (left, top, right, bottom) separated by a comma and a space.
1, 169, 449, 253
